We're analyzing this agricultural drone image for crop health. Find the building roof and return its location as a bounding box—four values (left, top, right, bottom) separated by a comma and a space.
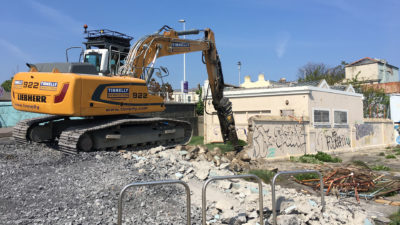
291, 80, 321, 87
216, 79, 358, 98
346, 57, 399, 69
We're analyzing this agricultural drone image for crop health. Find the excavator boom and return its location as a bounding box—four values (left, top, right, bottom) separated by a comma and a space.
119, 27, 240, 149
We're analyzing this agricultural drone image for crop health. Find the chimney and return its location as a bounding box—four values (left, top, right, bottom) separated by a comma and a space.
279, 77, 287, 83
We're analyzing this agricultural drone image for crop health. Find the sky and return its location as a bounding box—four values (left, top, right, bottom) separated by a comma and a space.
0, 0, 399, 89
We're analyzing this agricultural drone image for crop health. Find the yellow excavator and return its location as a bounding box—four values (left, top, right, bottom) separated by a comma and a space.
11, 25, 240, 154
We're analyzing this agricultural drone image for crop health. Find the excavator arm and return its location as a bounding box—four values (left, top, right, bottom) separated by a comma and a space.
119, 27, 241, 150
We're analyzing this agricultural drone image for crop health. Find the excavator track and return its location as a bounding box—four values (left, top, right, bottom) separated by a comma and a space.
14, 116, 192, 155
13, 115, 64, 144
58, 117, 192, 154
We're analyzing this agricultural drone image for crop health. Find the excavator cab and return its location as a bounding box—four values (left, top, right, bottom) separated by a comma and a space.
64, 28, 133, 76
83, 29, 132, 76
79, 28, 133, 76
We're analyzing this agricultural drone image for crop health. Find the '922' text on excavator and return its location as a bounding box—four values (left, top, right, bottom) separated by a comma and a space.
11, 25, 241, 154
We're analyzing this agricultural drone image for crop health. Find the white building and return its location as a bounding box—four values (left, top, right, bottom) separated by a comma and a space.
170, 89, 200, 103
345, 57, 399, 83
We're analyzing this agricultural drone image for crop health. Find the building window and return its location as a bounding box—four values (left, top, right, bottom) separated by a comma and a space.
188, 96, 191, 103
313, 109, 330, 125
334, 110, 348, 125
280, 109, 294, 117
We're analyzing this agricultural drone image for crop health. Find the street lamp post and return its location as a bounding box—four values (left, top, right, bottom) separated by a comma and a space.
179, 19, 186, 103
237, 61, 241, 86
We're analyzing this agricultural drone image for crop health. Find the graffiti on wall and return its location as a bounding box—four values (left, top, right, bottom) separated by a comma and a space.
252, 123, 306, 158
355, 124, 374, 140
316, 129, 351, 151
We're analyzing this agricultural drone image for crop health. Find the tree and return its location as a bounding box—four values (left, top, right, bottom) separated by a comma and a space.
298, 61, 346, 85
195, 84, 204, 115
160, 82, 174, 100
147, 78, 173, 100
1, 77, 13, 92
148, 78, 161, 93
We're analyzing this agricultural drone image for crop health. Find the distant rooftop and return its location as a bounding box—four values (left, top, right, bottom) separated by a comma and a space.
346, 57, 399, 69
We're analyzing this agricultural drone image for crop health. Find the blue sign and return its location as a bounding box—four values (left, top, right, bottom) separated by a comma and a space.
107, 88, 129, 98
183, 81, 188, 93
171, 42, 190, 48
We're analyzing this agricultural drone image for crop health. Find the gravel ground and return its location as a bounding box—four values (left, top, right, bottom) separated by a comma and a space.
0, 139, 389, 225
0, 141, 201, 225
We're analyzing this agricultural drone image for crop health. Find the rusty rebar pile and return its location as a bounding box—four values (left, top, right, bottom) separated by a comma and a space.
295, 167, 400, 202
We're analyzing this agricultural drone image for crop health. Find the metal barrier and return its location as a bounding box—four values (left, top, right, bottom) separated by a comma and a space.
271, 170, 325, 225
202, 175, 264, 225
117, 180, 191, 225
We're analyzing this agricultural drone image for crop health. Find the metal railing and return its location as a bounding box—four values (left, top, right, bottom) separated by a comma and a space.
271, 170, 325, 225
117, 180, 191, 225
202, 175, 264, 225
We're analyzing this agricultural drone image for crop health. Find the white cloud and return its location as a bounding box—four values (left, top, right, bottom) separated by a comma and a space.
28, 0, 81, 33
275, 32, 291, 59
0, 39, 32, 61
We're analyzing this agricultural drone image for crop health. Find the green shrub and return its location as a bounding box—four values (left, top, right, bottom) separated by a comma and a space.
371, 165, 390, 171
378, 152, 385, 156
291, 152, 341, 164
392, 146, 400, 151
293, 173, 319, 181
352, 160, 370, 169
188, 136, 204, 146
386, 154, 396, 159
389, 208, 400, 225
314, 152, 342, 163
248, 169, 276, 183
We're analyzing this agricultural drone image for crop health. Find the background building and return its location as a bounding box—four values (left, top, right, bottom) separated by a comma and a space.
345, 57, 399, 83
204, 79, 362, 143
204, 78, 394, 159
170, 88, 200, 103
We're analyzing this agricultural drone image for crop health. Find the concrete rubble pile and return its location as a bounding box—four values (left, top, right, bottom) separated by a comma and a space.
124, 145, 376, 225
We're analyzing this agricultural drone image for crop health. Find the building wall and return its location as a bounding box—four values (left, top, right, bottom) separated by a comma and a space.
170, 91, 199, 103
345, 63, 399, 83
309, 127, 351, 152
203, 86, 363, 144
204, 91, 310, 143
0, 101, 45, 127
368, 82, 400, 94
249, 117, 307, 158
390, 95, 400, 122
378, 64, 400, 83
345, 63, 378, 81
248, 116, 394, 160
309, 90, 364, 126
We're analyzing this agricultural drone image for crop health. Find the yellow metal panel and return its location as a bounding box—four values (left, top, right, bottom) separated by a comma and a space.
11, 72, 165, 117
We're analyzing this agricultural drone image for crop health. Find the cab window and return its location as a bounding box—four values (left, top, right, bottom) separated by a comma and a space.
84, 53, 102, 72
